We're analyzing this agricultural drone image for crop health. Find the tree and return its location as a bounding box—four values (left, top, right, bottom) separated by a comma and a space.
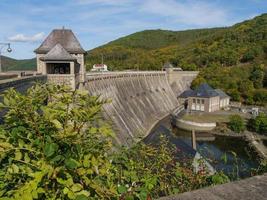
244, 91, 254, 105
238, 80, 254, 94
248, 114, 267, 135
228, 115, 245, 133
250, 65, 264, 89
228, 89, 241, 102
191, 76, 206, 89
253, 89, 267, 105
241, 48, 261, 63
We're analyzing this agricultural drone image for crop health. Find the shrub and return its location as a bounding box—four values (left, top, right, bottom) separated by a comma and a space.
253, 89, 267, 106
228, 89, 241, 102
248, 113, 267, 135
0, 84, 228, 199
249, 65, 264, 89
228, 115, 245, 133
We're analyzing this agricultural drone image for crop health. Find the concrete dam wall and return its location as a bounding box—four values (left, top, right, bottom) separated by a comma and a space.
85, 71, 198, 145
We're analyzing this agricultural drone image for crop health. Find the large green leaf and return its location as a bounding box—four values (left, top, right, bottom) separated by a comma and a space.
71, 183, 83, 192
75, 194, 88, 200
44, 143, 58, 158
118, 185, 127, 194
65, 158, 79, 169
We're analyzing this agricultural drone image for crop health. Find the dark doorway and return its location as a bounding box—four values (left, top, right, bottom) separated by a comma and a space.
47, 63, 70, 74
184, 100, 188, 110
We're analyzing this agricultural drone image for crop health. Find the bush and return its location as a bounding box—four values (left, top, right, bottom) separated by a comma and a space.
0, 84, 228, 199
249, 65, 264, 89
228, 115, 245, 133
253, 89, 267, 106
248, 113, 267, 135
241, 48, 261, 63
228, 89, 241, 102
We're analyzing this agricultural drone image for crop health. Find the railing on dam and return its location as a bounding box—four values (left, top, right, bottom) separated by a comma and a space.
86, 71, 166, 81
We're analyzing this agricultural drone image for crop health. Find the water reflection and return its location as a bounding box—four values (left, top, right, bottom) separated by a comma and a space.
173, 127, 259, 178
145, 119, 260, 179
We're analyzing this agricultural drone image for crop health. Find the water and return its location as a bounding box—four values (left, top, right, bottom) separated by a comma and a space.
173, 128, 259, 178
145, 117, 260, 179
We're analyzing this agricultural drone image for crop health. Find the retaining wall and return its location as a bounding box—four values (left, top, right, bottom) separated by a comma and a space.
158, 173, 267, 200
174, 118, 216, 131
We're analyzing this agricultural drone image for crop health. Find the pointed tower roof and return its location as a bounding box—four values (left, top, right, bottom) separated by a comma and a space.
35, 29, 86, 54
41, 43, 76, 61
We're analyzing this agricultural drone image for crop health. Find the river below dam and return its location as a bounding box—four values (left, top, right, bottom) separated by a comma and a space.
144, 116, 260, 179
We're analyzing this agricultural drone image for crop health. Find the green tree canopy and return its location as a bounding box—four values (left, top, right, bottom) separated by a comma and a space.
248, 113, 267, 135
228, 115, 245, 133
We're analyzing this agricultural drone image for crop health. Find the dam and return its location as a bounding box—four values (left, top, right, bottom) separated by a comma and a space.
84, 70, 198, 145
0, 70, 198, 145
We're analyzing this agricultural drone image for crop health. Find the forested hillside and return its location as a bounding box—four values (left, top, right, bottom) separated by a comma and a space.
86, 14, 267, 105
1, 56, 36, 71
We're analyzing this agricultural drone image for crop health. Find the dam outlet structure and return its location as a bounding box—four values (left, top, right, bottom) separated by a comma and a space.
85, 70, 198, 145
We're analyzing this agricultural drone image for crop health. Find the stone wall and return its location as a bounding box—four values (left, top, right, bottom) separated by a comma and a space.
174, 118, 216, 131
85, 71, 197, 145
47, 74, 76, 90
72, 53, 85, 82
0, 75, 47, 123
36, 54, 46, 74
0, 75, 47, 93
158, 173, 267, 200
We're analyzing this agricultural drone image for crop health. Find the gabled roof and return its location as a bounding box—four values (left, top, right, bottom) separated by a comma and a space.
41, 43, 76, 61
215, 89, 230, 99
35, 29, 86, 54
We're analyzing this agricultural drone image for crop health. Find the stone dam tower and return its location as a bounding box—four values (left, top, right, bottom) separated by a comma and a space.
32, 28, 198, 146
34, 28, 86, 90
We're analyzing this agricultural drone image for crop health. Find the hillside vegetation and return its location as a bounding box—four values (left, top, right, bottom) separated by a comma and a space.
86, 14, 267, 105
1, 56, 36, 71
86, 14, 267, 71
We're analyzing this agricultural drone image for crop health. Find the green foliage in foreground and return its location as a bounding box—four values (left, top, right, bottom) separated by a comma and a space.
0, 84, 229, 200
228, 115, 245, 133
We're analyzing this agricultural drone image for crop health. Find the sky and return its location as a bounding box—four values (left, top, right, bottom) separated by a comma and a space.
0, 0, 266, 59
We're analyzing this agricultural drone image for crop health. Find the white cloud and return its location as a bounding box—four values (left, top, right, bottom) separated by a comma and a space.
140, 0, 229, 27
8, 32, 45, 43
